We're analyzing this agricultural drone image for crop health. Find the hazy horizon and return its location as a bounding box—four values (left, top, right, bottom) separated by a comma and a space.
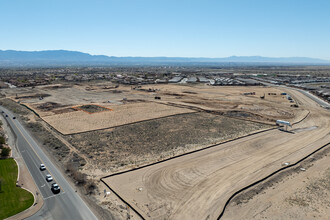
1, 0, 330, 59
1, 49, 330, 61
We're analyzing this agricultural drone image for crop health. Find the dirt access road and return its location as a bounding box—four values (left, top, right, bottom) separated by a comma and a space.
103, 88, 330, 220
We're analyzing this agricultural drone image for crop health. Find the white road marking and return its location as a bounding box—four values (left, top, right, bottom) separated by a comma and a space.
44, 192, 66, 200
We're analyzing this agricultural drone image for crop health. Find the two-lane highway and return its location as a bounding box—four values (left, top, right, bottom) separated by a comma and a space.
0, 106, 98, 220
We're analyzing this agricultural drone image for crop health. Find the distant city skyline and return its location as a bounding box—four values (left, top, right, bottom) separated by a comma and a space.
1, 0, 330, 60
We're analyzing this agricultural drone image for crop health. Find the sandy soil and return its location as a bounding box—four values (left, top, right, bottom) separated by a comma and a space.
42, 102, 195, 134
2, 83, 299, 134
222, 146, 330, 220
1, 83, 312, 219
103, 88, 330, 220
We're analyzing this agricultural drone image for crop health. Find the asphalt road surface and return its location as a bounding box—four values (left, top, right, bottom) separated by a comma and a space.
260, 81, 330, 109
0, 106, 98, 220
286, 86, 330, 108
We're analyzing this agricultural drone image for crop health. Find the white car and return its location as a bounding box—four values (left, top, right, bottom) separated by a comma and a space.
46, 174, 53, 182
40, 164, 46, 171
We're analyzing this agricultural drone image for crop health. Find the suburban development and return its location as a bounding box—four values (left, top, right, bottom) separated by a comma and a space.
1, 1, 330, 219
0, 62, 329, 219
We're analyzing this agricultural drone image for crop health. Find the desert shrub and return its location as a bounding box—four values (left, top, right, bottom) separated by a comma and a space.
65, 161, 75, 173
0, 136, 5, 145
27, 122, 69, 160
1, 147, 11, 157
73, 171, 87, 185
0, 99, 29, 116
84, 180, 96, 195
66, 161, 87, 185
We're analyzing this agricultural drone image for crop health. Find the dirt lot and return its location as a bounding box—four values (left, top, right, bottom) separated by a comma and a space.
67, 112, 271, 172
102, 88, 330, 219
41, 102, 195, 134
0, 83, 314, 219
223, 145, 330, 220
1, 83, 299, 135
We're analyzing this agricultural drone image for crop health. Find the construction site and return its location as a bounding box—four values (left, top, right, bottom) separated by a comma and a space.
0, 81, 329, 219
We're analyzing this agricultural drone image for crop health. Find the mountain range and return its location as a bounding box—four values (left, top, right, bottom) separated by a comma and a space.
0, 50, 329, 67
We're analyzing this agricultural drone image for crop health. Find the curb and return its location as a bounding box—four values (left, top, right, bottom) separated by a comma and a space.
0, 108, 44, 220
4, 158, 37, 220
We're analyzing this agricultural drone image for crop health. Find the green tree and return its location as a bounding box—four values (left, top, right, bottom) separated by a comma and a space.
1, 147, 10, 157
0, 136, 5, 145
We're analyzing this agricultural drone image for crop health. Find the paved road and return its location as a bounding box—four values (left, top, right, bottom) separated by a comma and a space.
285, 86, 330, 108
0, 106, 98, 220
259, 81, 330, 109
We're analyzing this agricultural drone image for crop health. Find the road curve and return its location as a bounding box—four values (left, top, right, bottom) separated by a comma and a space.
260, 81, 330, 109
0, 106, 98, 220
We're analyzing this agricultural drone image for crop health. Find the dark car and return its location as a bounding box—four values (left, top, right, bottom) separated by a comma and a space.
5, 115, 8, 117
51, 183, 60, 193
13, 116, 16, 119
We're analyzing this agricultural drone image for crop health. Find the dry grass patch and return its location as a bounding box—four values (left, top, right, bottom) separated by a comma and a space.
66, 112, 271, 172
73, 104, 112, 114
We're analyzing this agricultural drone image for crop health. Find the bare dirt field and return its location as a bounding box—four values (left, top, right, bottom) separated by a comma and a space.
1, 82, 317, 219
41, 102, 195, 134
223, 144, 330, 220
1, 83, 300, 134
102, 88, 330, 220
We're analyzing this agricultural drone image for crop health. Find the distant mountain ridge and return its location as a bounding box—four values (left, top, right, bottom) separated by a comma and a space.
0, 50, 329, 67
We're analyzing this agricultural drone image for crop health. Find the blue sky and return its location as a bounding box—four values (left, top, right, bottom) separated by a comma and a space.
1, 0, 330, 60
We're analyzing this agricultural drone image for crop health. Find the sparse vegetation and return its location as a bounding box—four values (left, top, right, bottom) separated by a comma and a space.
65, 161, 96, 195
75, 104, 110, 113
0, 136, 5, 145
26, 122, 69, 160
67, 112, 271, 171
0, 98, 30, 117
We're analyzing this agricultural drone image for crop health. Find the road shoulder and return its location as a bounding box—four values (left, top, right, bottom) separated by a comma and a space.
1, 115, 44, 220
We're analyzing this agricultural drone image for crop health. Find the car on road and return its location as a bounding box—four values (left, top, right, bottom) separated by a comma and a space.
5, 115, 8, 117
13, 116, 16, 119
46, 174, 53, 182
40, 164, 46, 171
51, 183, 60, 193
